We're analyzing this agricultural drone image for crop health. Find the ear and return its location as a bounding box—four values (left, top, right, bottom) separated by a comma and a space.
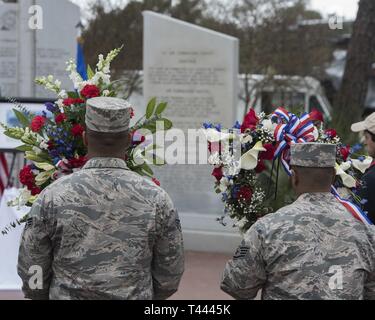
330, 167, 336, 185
291, 168, 299, 189
83, 131, 88, 147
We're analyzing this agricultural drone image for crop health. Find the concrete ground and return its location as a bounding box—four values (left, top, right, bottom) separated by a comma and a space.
0, 251, 234, 300
170, 251, 234, 300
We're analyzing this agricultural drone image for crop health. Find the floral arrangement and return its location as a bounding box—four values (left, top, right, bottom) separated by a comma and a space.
203, 109, 276, 232
203, 107, 373, 233
1, 47, 171, 234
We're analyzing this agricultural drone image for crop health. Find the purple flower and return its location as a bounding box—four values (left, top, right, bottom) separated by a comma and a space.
233, 121, 241, 130
45, 102, 58, 113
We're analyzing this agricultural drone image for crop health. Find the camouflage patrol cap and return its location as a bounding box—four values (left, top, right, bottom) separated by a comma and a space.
290, 143, 336, 168
85, 97, 132, 133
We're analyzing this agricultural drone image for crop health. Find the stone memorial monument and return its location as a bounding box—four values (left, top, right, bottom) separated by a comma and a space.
143, 11, 240, 252
0, 0, 80, 99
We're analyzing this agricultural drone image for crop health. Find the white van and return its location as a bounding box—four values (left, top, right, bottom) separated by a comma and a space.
238, 74, 332, 120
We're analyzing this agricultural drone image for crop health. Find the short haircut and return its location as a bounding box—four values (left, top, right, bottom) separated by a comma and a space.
292, 166, 335, 188
86, 128, 130, 149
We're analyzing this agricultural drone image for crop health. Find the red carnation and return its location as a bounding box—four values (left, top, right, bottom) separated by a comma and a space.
47, 140, 54, 150
131, 131, 146, 145
260, 143, 276, 161
30, 116, 46, 133
63, 98, 85, 106
325, 129, 337, 138
19, 165, 35, 187
255, 160, 267, 174
80, 84, 100, 99
212, 167, 223, 182
30, 186, 41, 196
152, 178, 161, 186
238, 186, 253, 202
340, 145, 351, 161
130, 108, 135, 119
69, 156, 88, 169
241, 109, 259, 133
310, 109, 324, 123
71, 124, 84, 137
55, 113, 67, 124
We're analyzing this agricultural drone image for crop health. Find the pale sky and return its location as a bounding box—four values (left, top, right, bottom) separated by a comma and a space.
309, 0, 359, 20
70, 0, 360, 21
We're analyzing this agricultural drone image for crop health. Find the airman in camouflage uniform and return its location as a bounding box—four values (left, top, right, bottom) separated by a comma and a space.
221, 143, 375, 300
18, 97, 184, 300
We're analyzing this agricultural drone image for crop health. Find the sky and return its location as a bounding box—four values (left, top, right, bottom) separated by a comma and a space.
310, 0, 359, 20
70, 0, 360, 21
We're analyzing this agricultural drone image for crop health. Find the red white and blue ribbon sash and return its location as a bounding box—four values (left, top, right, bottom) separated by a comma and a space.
271, 107, 373, 225
331, 186, 373, 225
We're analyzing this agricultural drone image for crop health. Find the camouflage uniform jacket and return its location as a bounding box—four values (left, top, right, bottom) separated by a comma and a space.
18, 157, 184, 300
221, 192, 375, 300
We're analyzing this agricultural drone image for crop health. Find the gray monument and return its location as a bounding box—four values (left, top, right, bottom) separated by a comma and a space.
143, 11, 240, 252
0, 0, 80, 98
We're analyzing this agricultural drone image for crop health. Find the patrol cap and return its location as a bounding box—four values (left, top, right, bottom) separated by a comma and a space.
290, 143, 336, 168
85, 97, 133, 133
351, 112, 375, 135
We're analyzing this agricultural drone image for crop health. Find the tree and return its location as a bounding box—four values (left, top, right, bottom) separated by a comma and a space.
333, 0, 375, 140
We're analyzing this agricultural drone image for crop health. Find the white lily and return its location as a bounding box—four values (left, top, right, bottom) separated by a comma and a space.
262, 119, 277, 133
202, 129, 235, 143
352, 156, 373, 174
336, 162, 356, 188
312, 126, 319, 141
219, 177, 230, 192
240, 134, 253, 145
240, 141, 266, 170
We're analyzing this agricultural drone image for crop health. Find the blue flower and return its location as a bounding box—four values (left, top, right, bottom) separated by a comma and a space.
358, 156, 365, 162
222, 193, 228, 201
233, 121, 241, 129
215, 124, 222, 132
360, 199, 368, 205
203, 122, 214, 129
231, 185, 240, 199
351, 144, 363, 153
45, 102, 58, 113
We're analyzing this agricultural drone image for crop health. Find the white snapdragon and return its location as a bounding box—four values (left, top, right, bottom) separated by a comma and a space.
208, 152, 221, 166
8, 188, 32, 209
58, 90, 68, 99
36, 135, 49, 150
91, 71, 111, 86
32, 146, 43, 155
56, 99, 64, 110
66, 59, 84, 89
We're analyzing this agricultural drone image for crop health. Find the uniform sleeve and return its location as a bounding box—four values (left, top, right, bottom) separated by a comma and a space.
152, 192, 184, 300
221, 222, 267, 300
17, 193, 54, 300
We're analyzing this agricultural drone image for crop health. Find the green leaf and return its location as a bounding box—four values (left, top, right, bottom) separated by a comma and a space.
144, 122, 157, 134
146, 98, 157, 119
16, 145, 33, 152
141, 164, 154, 176
155, 102, 168, 115
87, 65, 95, 79
67, 91, 79, 98
13, 109, 30, 127
160, 118, 173, 130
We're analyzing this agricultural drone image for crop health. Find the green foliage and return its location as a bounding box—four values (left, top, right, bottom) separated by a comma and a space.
146, 97, 157, 119
13, 109, 31, 127
87, 65, 95, 79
